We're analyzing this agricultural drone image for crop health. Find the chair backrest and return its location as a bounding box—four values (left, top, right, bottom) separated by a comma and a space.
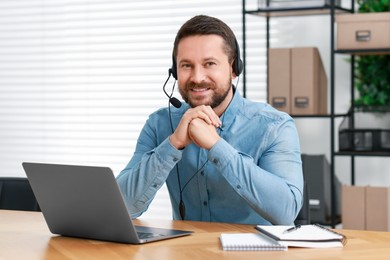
295, 181, 311, 225
0, 177, 40, 211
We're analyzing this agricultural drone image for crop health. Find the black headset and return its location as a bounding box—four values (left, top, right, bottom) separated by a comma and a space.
169, 37, 243, 80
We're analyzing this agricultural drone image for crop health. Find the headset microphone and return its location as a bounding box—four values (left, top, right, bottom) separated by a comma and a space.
163, 69, 182, 108
169, 97, 181, 108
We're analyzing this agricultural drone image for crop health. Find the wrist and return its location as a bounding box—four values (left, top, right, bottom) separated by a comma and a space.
169, 134, 186, 150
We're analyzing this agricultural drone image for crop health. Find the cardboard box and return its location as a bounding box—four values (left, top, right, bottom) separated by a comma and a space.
336, 12, 390, 50
366, 187, 390, 231
268, 48, 290, 113
291, 48, 327, 115
342, 185, 390, 231
268, 47, 327, 115
342, 185, 366, 230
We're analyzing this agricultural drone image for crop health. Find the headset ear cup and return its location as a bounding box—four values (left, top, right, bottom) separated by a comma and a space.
235, 58, 243, 76
233, 38, 243, 76
171, 52, 177, 80
170, 66, 177, 80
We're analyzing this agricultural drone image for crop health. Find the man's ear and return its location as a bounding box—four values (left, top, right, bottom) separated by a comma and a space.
231, 62, 238, 79
231, 70, 238, 79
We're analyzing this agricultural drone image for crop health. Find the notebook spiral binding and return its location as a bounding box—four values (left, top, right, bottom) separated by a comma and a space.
313, 223, 348, 246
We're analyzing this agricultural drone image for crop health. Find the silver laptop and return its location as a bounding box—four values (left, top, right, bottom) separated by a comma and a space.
22, 162, 192, 244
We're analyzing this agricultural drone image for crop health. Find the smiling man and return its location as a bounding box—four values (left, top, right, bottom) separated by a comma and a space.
116, 15, 303, 225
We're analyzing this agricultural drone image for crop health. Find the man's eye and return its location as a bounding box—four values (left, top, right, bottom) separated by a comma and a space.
205, 62, 216, 67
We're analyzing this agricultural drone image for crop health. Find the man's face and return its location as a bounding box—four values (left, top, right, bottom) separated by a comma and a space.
176, 35, 236, 113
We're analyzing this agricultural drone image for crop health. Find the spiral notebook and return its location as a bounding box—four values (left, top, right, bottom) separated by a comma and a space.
255, 224, 347, 248
220, 233, 288, 251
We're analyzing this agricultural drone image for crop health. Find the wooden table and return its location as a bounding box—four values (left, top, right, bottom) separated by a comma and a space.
1, 210, 390, 259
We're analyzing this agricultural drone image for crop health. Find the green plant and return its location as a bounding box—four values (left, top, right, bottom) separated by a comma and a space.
354, 0, 390, 106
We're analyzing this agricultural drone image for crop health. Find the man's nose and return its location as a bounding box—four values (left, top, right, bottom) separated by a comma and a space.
189, 66, 206, 83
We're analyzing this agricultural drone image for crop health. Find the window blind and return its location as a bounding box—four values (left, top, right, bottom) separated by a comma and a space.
0, 0, 274, 219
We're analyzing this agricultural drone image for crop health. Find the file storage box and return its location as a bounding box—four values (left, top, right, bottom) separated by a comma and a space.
268, 48, 291, 113
268, 47, 327, 115
342, 185, 390, 231
336, 12, 390, 50
342, 185, 366, 230
366, 187, 390, 231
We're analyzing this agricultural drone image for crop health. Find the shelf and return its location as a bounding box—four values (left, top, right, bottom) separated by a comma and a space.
335, 151, 390, 157
335, 48, 390, 55
245, 5, 352, 17
291, 113, 348, 118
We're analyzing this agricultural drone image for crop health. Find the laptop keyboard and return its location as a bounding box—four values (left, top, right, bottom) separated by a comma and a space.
137, 232, 164, 239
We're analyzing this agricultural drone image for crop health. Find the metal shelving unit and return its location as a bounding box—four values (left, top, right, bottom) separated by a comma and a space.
243, 0, 390, 227
242, 0, 390, 227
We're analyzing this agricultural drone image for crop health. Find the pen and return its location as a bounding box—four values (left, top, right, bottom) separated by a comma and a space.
283, 224, 301, 234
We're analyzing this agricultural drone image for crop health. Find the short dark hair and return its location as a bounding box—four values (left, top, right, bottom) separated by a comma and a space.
173, 15, 237, 66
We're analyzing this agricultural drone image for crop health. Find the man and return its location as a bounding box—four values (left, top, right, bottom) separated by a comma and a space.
117, 15, 303, 225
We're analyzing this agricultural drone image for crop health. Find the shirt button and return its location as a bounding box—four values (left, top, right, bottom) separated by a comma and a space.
200, 171, 204, 176
173, 157, 179, 162
212, 158, 219, 164
203, 201, 208, 206
153, 184, 158, 188
237, 185, 241, 189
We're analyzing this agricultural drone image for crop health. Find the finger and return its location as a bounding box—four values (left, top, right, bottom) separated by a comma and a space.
184, 107, 212, 125
204, 106, 222, 127
195, 105, 221, 127
188, 118, 220, 149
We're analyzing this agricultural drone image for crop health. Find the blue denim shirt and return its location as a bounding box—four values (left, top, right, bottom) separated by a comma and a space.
117, 90, 303, 225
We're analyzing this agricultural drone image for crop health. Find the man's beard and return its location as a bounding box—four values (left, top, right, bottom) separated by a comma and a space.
180, 80, 231, 108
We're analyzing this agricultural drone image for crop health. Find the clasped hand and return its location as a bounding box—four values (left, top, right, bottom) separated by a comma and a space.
170, 105, 221, 150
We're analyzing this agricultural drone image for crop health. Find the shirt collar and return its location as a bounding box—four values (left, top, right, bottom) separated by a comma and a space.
219, 86, 244, 131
